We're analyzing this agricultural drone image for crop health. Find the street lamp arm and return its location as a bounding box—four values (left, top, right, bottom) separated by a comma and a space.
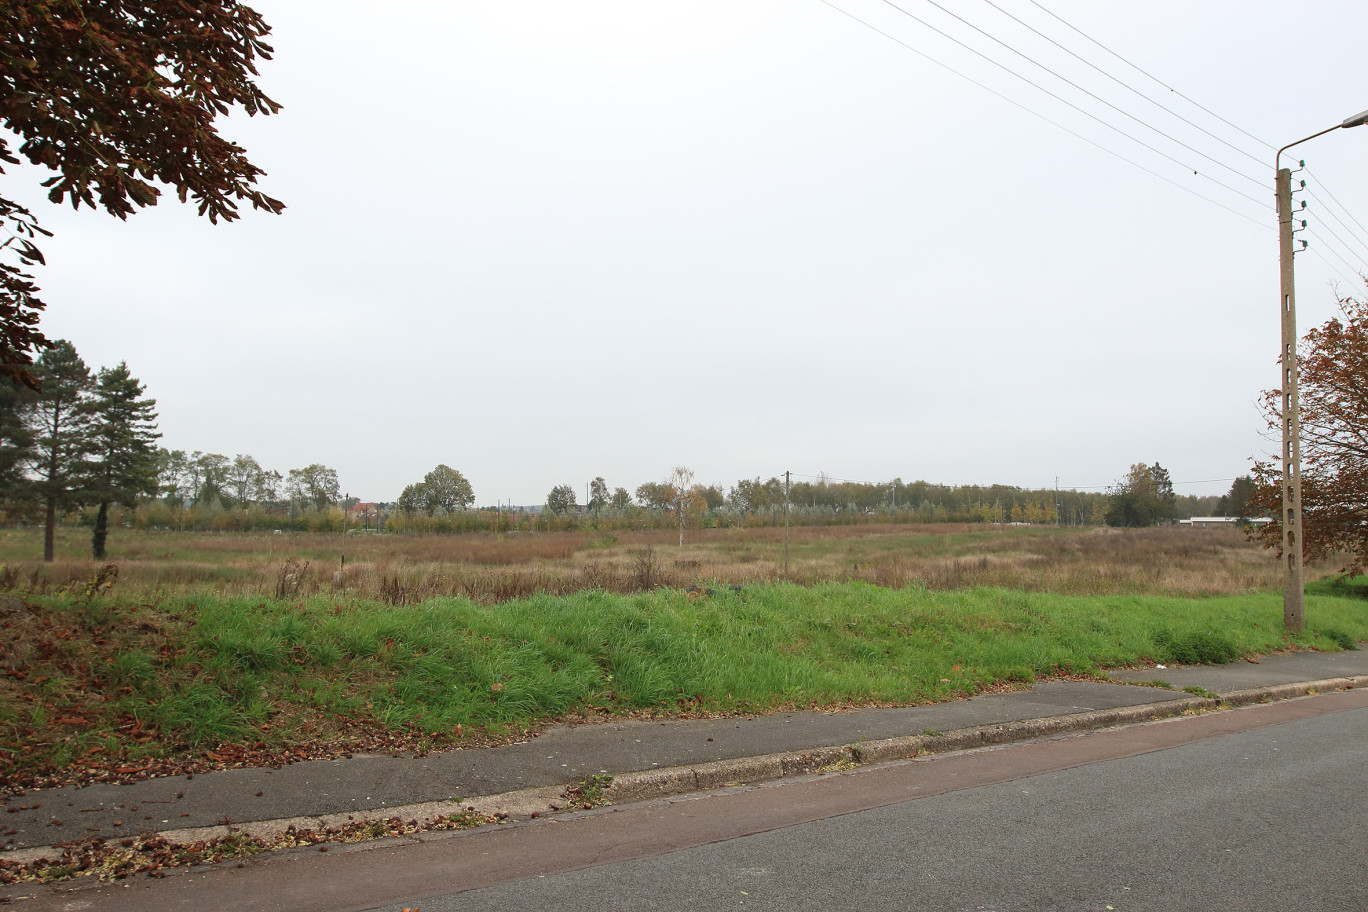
1278, 109, 1368, 168
1277, 124, 1340, 169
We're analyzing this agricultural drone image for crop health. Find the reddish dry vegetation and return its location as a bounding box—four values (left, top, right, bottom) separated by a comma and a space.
290, 524, 1285, 603
7, 523, 1288, 607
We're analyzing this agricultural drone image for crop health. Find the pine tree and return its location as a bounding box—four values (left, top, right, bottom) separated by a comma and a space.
87, 362, 160, 559
0, 375, 33, 513
22, 341, 95, 561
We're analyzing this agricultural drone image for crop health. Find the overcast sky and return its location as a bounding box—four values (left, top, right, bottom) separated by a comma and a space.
12, 1, 1368, 505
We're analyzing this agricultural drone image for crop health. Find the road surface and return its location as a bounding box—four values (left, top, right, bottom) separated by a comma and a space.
16, 689, 1367, 911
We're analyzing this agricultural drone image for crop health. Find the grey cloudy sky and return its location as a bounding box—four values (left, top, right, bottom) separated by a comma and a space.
14, 1, 1368, 505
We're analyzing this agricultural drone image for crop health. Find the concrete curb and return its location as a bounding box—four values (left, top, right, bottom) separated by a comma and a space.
4, 674, 1365, 868
606, 674, 1368, 802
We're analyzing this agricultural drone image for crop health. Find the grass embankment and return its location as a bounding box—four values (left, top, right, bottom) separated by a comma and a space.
2, 581, 1363, 792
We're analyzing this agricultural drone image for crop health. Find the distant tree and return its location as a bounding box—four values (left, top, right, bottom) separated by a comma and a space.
610, 486, 632, 510
178, 451, 203, 507
1104, 462, 1176, 527
228, 454, 265, 508
255, 467, 283, 504
0, 1, 284, 385
1250, 289, 1368, 575
667, 465, 695, 546
396, 482, 430, 515
635, 481, 673, 511
726, 478, 758, 513
156, 448, 192, 502
546, 484, 577, 515
86, 362, 159, 558
423, 464, 474, 514
288, 463, 340, 511
1216, 476, 1256, 519
698, 484, 725, 511
728, 477, 786, 516
19, 341, 95, 560
192, 451, 231, 508
1152, 463, 1175, 504
589, 476, 609, 517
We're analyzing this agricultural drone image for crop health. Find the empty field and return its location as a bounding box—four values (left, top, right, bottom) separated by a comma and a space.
0, 523, 1303, 604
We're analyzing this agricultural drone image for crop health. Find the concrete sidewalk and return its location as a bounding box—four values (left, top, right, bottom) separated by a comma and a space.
3, 648, 1367, 864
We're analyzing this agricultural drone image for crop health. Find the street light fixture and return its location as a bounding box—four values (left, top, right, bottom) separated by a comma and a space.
1274, 108, 1368, 632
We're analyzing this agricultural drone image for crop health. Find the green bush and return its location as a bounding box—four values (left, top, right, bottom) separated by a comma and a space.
1315, 627, 1360, 650
1152, 629, 1240, 665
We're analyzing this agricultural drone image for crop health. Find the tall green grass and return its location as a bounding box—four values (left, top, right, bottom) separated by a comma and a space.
118, 583, 1368, 732
4, 581, 1364, 785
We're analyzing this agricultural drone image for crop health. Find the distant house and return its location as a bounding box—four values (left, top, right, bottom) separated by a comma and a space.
1179, 516, 1272, 529
351, 502, 379, 522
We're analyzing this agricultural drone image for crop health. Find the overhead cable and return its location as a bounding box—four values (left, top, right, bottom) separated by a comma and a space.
864, 0, 1270, 209
1305, 217, 1368, 273
1304, 230, 1368, 285
815, 0, 1269, 225
1025, 0, 1277, 153
978, 0, 1269, 172
1303, 173, 1368, 253
905, 0, 1266, 188
1006, 0, 1368, 270
1305, 247, 1362, 290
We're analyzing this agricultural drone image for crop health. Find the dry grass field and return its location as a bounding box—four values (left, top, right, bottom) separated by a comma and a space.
0, 522, 1299, 604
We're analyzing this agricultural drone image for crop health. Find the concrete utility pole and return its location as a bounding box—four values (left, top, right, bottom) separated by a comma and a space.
1274, 108, 1368, 633
783, 470, 791, 579
341, 491, 349, 569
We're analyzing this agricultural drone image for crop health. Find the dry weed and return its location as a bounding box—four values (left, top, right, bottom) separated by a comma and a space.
0, 524, 1301, 604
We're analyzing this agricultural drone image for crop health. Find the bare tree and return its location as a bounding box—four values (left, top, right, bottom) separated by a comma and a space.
667, 465, 695, 546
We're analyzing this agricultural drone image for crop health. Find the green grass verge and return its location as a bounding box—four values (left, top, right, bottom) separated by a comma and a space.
3, 581, 1365, 786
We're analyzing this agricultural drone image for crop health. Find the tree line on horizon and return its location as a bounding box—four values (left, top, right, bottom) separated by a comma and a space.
0, 344, 1260, 562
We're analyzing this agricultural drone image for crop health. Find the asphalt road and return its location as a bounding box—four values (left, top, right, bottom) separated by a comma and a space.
15, 690, 1366, 911
359, 695, 1366, 912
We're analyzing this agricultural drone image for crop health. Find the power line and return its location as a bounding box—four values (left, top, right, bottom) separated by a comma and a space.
1305, 168, 1368, 238
1304, 231, 1367, 288
820, 3, 1366, 302
1302, 180, 1368, 259
905, 0, 1266, 189
864, 0, 1271, 209
1025, 0, 1277, 154
1304, 216, 1368, 273
1019, 0, 1368, 265
979, 0, 1269, 172
815, 0, 1270, 225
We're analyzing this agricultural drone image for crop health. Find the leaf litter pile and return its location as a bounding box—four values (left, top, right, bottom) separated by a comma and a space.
0, 808, 504, 885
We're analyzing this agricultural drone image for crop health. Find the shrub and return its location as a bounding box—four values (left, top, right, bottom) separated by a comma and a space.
1315, 627, 1360, 650
1152, 629, 1240, 666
